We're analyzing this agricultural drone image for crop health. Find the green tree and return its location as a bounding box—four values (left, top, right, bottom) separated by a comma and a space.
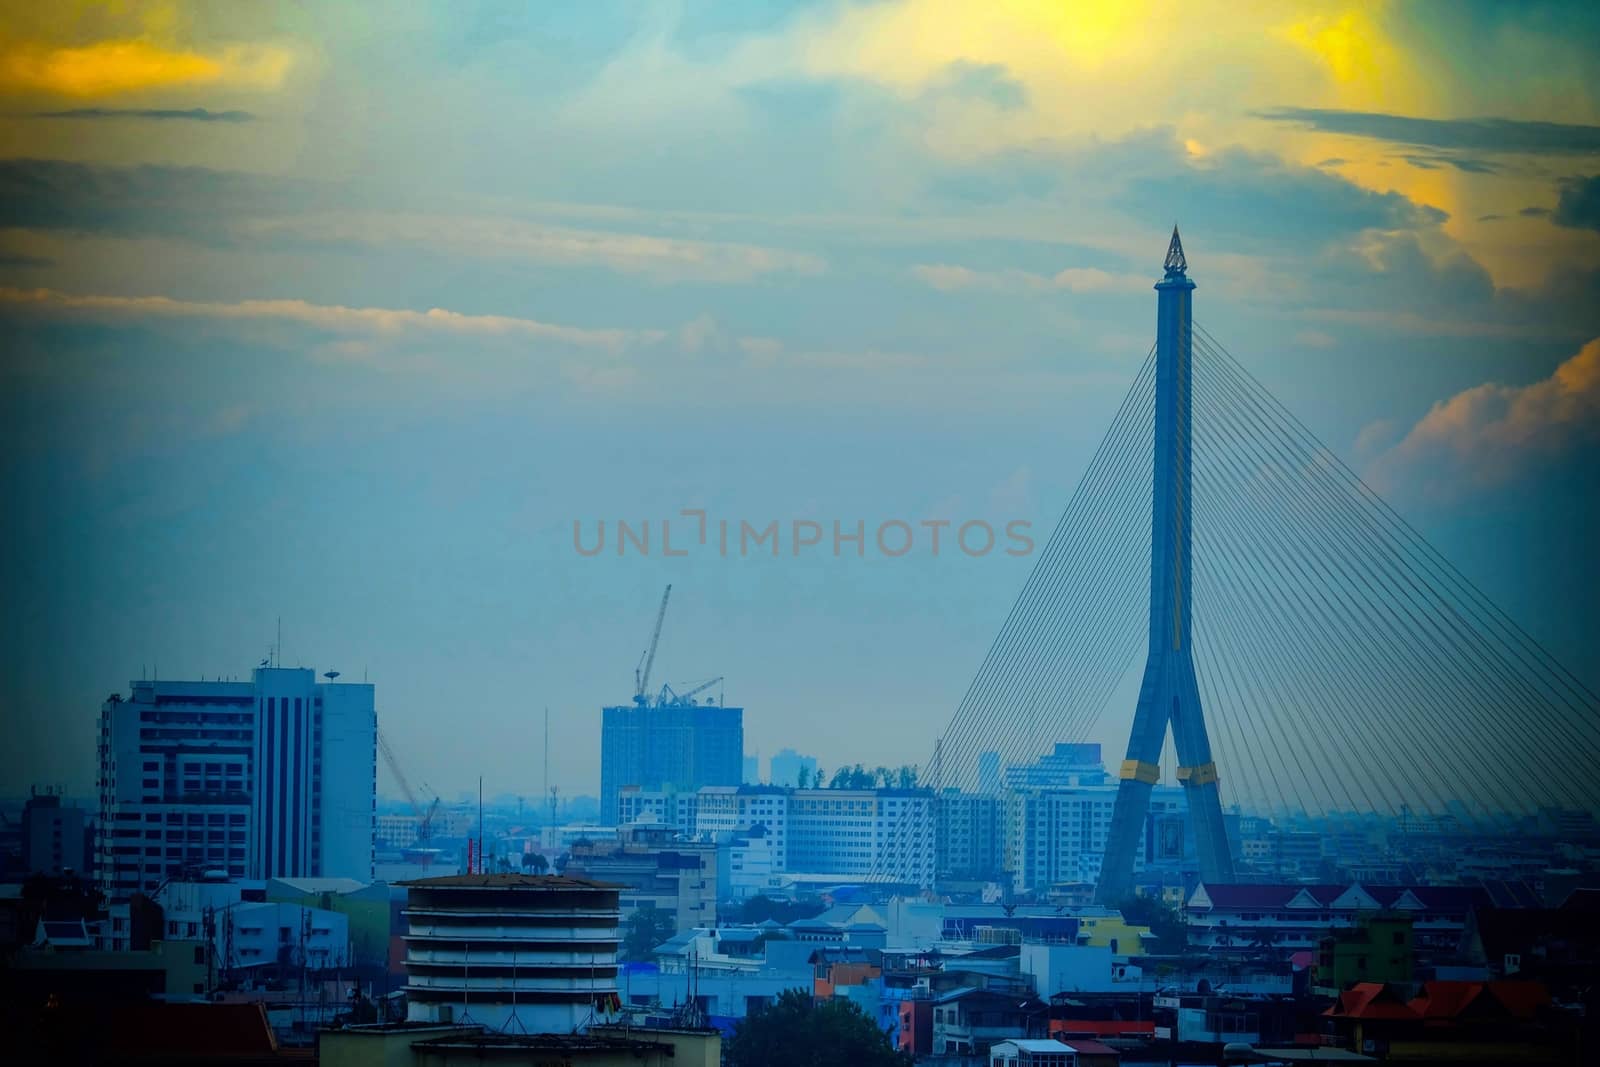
621, 907, 676, 961
1117, 894, 1189, 955
726, 989, 912, 1067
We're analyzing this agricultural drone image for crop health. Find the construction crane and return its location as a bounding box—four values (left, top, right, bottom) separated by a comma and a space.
632, 584, 672, 706
657, 676, 723, 707
377, 729, 440, 846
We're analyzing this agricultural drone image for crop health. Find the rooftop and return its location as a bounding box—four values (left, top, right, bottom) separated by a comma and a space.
399, 873, 621, 890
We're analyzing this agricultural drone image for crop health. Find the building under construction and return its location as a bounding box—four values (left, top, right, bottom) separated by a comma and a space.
599, 586, 743, 825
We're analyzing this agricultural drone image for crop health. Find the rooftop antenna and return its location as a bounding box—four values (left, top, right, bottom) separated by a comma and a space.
275, 617, 282, 667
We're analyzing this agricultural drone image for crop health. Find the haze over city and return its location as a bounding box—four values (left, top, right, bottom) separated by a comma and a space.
4, 0, 1599, 809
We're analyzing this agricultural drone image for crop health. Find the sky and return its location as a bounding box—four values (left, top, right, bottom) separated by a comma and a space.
2, 1, 1598, 805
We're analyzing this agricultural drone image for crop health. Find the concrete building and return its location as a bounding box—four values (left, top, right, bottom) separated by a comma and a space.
788, 788, 935, 884
694, 785, 788, 862
96, 668, 376, 900
1004, 744, 1109, 791
615, 788, 699, 837
21, 788, 90, 877
154, 875, 351, 979
402, 874, 621, 1033
563, 824, 716, 934
938, 790, 1003, 882
599, 703, 742, 825
1006, 781, 1188, 894
1185, 883, 1489, 956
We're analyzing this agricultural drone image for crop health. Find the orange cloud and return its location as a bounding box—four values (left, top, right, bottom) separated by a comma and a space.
0, 39, 292, 98
1366, 337, 1600, 495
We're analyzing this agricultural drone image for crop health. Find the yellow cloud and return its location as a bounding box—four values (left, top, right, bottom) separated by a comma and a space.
1275, 7, 1419, 111
0, 37, 292, 96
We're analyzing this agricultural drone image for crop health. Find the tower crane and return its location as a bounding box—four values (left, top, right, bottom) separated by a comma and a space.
657, 676, 724, 707
633, 584, 672, 705
377, 729, 440, 846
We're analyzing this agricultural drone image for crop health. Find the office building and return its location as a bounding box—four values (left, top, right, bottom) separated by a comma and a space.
96, 667, 377, 900
21, 787, 91, 877
788, 788, 935, 885
563, 823, 716, 934
1006, 782, 1188, 894
599, 703, 742, 825
937, 790, 1003, 883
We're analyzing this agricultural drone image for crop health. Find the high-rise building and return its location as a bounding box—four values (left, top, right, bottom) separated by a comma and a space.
21, 787, 90, 877
977, 751, 1001, 796
599, 703, 742, 825
787, 787, 935, 884
936, 790, 1002, 883
96, 667, 376, 900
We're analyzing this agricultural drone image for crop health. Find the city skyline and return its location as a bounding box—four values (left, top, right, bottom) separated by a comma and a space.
4, 3, 1600, 805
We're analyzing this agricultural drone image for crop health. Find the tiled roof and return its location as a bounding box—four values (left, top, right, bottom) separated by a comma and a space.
1324, 982, 1416, 1020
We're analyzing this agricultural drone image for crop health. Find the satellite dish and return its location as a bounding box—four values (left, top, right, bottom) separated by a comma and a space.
324, 670, 341, 680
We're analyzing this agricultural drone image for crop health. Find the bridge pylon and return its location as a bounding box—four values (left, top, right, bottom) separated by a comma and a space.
1096, 227, 1236, 903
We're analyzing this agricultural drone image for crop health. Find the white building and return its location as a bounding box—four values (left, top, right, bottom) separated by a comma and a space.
403, 874, 620, 1033
96, 668, 376, 900
695, 786, 789, 864
154, 875, 350, 976
1005, 782, 1187, 894
787, 788, 935, 884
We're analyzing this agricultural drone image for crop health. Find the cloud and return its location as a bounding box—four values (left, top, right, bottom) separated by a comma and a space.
0, 286, 658, 355
1553, 175, 1600, 232
911, 263, 1147, 295
1366, 337, 1600, 496
0, 39, 293, 97
1255, 107, 1600, 155
0, 158, 313, 243
1397, 152, 1498, 175
0, 160, 822, 282
243, 212, 828, 283
1120, 147, 1447, 249
30, 107, 255, 122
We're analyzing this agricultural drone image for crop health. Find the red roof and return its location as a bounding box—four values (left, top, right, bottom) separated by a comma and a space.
1409, 980, 1549, 1022
1325, 982, 1418, 1020
1063, 1039, 1119, 1055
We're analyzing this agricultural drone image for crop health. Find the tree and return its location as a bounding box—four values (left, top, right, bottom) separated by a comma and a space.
726, 989, 912, 1067
621, 907, 676, 962
521, 852, 549, 874
1117, 894, 1188, 956
796, 767, 811, 789
895, 764, 918, 789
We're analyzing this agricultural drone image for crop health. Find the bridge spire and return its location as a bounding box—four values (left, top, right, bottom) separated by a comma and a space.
1163, 224, 1187, 276
1096, 228, 1234, 903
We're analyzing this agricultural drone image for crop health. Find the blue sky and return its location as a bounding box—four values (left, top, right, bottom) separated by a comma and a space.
2, 1, 1598, 801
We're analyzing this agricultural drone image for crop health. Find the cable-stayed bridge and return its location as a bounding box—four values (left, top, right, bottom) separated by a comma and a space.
879, 229, 1600, 897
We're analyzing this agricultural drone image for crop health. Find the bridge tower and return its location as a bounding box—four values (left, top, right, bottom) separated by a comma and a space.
1096, 228, 1236, 903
